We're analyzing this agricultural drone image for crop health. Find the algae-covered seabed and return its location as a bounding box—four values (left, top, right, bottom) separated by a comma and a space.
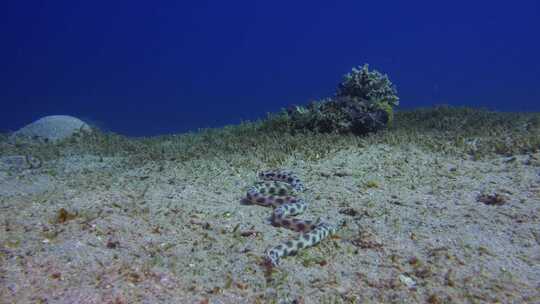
1, 107, 540, 303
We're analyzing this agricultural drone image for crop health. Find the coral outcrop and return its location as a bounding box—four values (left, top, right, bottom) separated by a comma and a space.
270, 64, 400, 136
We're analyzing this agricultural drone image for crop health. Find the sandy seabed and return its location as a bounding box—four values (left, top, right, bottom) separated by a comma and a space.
1, 139, 539, 303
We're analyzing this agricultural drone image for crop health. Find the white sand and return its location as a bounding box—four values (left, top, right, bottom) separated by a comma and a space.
1, 143, 539, 303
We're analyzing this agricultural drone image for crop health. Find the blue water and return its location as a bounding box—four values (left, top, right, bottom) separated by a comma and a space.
2, 1, 539, 136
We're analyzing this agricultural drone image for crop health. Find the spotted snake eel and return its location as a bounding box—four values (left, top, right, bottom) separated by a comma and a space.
245, 169, 344, 266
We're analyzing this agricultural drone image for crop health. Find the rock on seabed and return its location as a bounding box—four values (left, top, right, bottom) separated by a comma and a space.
9, 115, 91, 143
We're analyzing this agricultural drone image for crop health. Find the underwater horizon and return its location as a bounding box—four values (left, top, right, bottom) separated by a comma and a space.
2, 0, 540, 136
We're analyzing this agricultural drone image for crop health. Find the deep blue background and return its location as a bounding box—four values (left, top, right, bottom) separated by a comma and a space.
2, 1, 539, 136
